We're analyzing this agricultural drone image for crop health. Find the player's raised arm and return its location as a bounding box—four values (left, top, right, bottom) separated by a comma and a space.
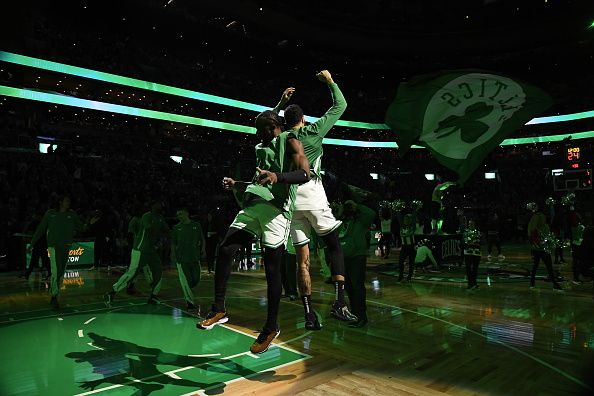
306, 70, 347, 138
272, 87, 295, 114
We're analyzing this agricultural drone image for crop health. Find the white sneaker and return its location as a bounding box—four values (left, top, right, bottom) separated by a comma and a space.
498, 254, 505, 261
487, 255, 492, 262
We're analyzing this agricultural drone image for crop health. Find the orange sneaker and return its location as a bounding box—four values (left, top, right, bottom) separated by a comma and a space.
250, 328, 280, 354
197, 306, 228, 330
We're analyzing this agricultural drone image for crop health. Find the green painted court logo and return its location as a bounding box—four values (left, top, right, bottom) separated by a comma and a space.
420, 73, 526, 160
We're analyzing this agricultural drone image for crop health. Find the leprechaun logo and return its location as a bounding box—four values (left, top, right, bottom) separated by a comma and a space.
385, 70, 552, 183
420, 73, 526, 160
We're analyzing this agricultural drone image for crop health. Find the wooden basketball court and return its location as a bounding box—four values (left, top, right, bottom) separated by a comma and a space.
1, 245, 593, 395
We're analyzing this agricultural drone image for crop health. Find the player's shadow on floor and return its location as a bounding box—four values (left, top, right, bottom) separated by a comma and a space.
66, 332, 295, 395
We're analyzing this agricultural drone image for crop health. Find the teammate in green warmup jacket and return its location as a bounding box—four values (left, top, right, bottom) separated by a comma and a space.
336, 201, 376, 327
30, 196, 91, 310
104, 201, 169, 305
124, 208, 143, 294
171, 207, 205, 311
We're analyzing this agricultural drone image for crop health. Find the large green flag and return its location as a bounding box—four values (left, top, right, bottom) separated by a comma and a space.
385, 70, 553, 184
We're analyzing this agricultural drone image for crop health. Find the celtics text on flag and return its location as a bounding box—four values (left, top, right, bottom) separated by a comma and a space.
385, 71, 553, 183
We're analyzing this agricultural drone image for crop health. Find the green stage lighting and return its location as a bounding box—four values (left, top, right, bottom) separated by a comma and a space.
1, 85, 593, 148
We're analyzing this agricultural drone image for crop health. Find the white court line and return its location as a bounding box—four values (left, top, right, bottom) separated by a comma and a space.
74, 347, 310, 396
187, 353, 221, 358
161, 301, 313, 359
164, 351, 251, 378
83, 317, 96, 325
74, 351, 254, 395
87, 343, 104, 351
57, 317, 63, 321
0, 298, 181, 325
67, 284, 310, 395
75, 383, 122, 395
218, 319, 312, 358
277, 331, 313, 346
77, 329, 84, 338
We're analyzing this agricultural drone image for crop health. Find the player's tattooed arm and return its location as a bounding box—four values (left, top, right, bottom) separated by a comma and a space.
256, 138, 310, 185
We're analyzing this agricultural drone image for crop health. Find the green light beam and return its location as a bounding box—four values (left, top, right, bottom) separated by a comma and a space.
1, 51, 590, 129
0, 85, 254, 134
1, 85, 594, 148
526, 110, 594, 125
499, 132, 594, 145
0, 51, 384, 129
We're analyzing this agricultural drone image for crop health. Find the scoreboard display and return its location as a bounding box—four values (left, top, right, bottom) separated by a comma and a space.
566, 147, 581, 162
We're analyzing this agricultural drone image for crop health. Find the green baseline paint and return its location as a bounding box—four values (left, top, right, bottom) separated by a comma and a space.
1, 51, 591, 128
1, 85, 593, 148
0, 305, 308, 396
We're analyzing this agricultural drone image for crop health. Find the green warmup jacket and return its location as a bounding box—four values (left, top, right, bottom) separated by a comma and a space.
31, 209, 84, 247
134, 211, 169, 252
172, 221, 205, 263
128, 216, 141, 241
338, 204, 376, 258
243, 131, 299, 219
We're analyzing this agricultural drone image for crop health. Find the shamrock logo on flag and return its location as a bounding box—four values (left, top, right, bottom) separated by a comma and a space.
433, 102, 493, 143
385, 71, 553, 184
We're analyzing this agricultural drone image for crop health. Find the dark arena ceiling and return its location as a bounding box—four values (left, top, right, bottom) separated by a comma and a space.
1, 0, 593, 129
